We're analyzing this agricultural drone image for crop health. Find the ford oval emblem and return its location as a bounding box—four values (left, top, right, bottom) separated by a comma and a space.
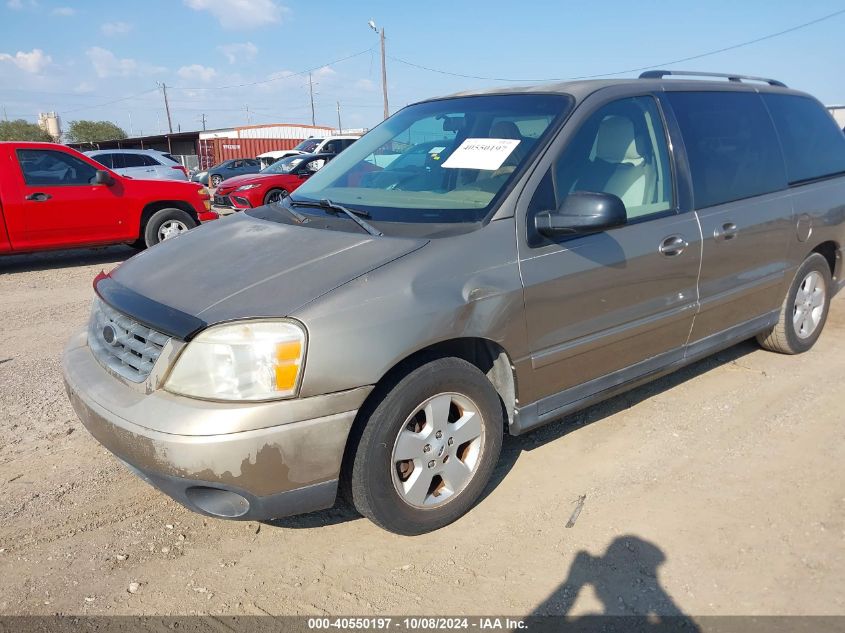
102, 325, 117, 346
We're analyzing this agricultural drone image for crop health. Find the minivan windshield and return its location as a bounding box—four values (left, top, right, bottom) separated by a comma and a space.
291, 94, 573, 223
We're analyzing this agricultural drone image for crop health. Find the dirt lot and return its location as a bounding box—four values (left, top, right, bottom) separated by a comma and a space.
0, 247, 843, 617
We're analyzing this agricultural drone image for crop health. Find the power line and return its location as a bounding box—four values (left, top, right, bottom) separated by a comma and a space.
62, 88, 159, 114
390, 7, 845, 83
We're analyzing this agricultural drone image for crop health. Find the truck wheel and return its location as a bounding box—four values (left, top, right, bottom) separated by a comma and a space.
210, 174, 223, 188
348, 357, 503, 535
143, 208, 196, 248
263, 188, 288, 205
757, 253, 832, 354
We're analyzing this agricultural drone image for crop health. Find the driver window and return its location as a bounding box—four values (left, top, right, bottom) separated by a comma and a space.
530, 96, 674, 223
17, 149, 97, 186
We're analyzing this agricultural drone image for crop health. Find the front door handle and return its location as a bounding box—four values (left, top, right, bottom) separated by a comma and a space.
25, 192, 52, 202
714, 222, 738, 241
659, 234, 688, 257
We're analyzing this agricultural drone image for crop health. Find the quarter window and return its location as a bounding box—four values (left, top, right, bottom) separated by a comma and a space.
762, 94, 845, 184
666, 92, 786, 209
17, 149, 97, 186
529, 96, 674, 228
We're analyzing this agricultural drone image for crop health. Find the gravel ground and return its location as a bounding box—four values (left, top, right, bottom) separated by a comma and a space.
0, 246, 843, 617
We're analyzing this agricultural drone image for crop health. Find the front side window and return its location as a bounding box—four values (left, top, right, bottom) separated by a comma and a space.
666, 91, 786, 209
17, 149, 97, 186
528, 96, 674, 231
762, 94, 845, 184
292, 94, 573, 223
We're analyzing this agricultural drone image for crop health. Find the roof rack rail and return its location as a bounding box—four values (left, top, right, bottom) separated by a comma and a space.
639, 70, 786, 88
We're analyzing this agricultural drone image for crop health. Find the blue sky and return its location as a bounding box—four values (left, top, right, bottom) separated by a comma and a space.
1, 0, 843, 136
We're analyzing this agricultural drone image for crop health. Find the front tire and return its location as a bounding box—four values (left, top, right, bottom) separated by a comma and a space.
348, 357, 503, 535
143, 208, 196, 248
757, 253, 832, 354
264, 188, 289, 205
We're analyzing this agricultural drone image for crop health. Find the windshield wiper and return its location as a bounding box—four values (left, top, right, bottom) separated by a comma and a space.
290, 198, 383, 237
278, 197, 308, 223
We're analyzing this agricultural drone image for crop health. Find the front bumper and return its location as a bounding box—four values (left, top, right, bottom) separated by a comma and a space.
62, 331, 370, 521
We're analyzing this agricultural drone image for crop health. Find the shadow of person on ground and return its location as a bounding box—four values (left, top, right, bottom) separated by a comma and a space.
532, 535, 699, 630
269, 341, 758, 531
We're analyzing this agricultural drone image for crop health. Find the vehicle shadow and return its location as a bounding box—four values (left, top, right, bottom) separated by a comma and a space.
531, 535, 700, 628
0, 246, 134, 274
268, 340, 758, 531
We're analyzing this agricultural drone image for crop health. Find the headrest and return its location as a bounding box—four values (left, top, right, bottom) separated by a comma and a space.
595, 115, 643, 163
490, 120, 522, 140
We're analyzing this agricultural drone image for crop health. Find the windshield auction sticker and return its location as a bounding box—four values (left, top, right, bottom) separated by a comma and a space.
441, 138, 521, 170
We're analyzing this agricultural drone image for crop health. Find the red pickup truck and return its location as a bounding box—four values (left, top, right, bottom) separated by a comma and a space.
0, 142, 217, 255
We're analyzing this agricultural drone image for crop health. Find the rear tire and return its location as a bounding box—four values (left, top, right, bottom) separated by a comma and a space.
143, 208, 196, 248
348, 357, 503, 535
263, 188, 289, 205
210, 174, 223, 188
757, 253, 832, 354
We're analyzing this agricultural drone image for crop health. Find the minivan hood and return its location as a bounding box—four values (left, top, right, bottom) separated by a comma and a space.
110, 212, 427, 326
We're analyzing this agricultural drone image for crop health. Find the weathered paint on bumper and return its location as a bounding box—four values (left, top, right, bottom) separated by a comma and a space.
62, 330, 369, 520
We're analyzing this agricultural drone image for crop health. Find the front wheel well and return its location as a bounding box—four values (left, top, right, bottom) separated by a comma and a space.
139, 201, 198, 236
339, 338, 517, 498
811, 241, 839, 280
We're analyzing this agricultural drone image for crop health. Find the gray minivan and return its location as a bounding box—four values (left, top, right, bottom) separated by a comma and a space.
63, 71, 845, 534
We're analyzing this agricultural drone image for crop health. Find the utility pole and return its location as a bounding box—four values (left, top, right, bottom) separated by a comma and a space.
244, 105, 252, 125
336, 101, 342, 132
308, 72, 316, 126
158, 82, 173, 134
2, 106, 7, 121
199, 113, 207, 131
128, 112, 133, 136
368, 20, 389, 120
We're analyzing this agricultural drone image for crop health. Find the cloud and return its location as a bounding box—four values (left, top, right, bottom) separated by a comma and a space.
74, 81, 94, 93
101, 21, 132, 36
86, 46, 165, 78
177, 64, 217, 83
0, 48, 52, 74
314, 65, 336, 77
354, 78, 376, 91
7, 0, 36, 8
184, 0, 287, 29
50, 6, 74, 16
217, 41, 258, 64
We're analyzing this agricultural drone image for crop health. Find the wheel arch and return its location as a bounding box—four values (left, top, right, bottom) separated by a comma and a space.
339, 337, 517, 491
810, 240, 840, 283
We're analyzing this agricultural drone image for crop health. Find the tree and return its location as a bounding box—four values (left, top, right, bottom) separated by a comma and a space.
65, 120, 127, 144
0, 119, 52, 142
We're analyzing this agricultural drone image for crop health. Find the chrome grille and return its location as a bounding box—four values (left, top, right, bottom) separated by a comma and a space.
88, 298, 170, 383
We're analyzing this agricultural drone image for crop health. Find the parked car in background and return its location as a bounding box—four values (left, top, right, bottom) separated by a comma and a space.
213, 153, 330, 211
190, 169, 209, 186
256, 137, 361, 170
63, 71, 845, 535
0, 142, 216, 254
207, 158, 261, 188
86, 149, 189, 181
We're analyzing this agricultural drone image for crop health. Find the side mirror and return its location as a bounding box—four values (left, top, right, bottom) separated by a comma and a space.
534, 191, 627, 237
94, 170, 115, 186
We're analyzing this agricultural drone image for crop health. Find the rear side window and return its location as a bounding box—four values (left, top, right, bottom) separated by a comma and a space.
122, 153, 150, 168
667, 92, 786, 209
91, 153, 114, 168
762, 94, 845, 184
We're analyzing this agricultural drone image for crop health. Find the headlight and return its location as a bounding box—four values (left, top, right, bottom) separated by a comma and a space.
235, 183, 260, 191
164, 320, 306, 401
198, 186, 210, 196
